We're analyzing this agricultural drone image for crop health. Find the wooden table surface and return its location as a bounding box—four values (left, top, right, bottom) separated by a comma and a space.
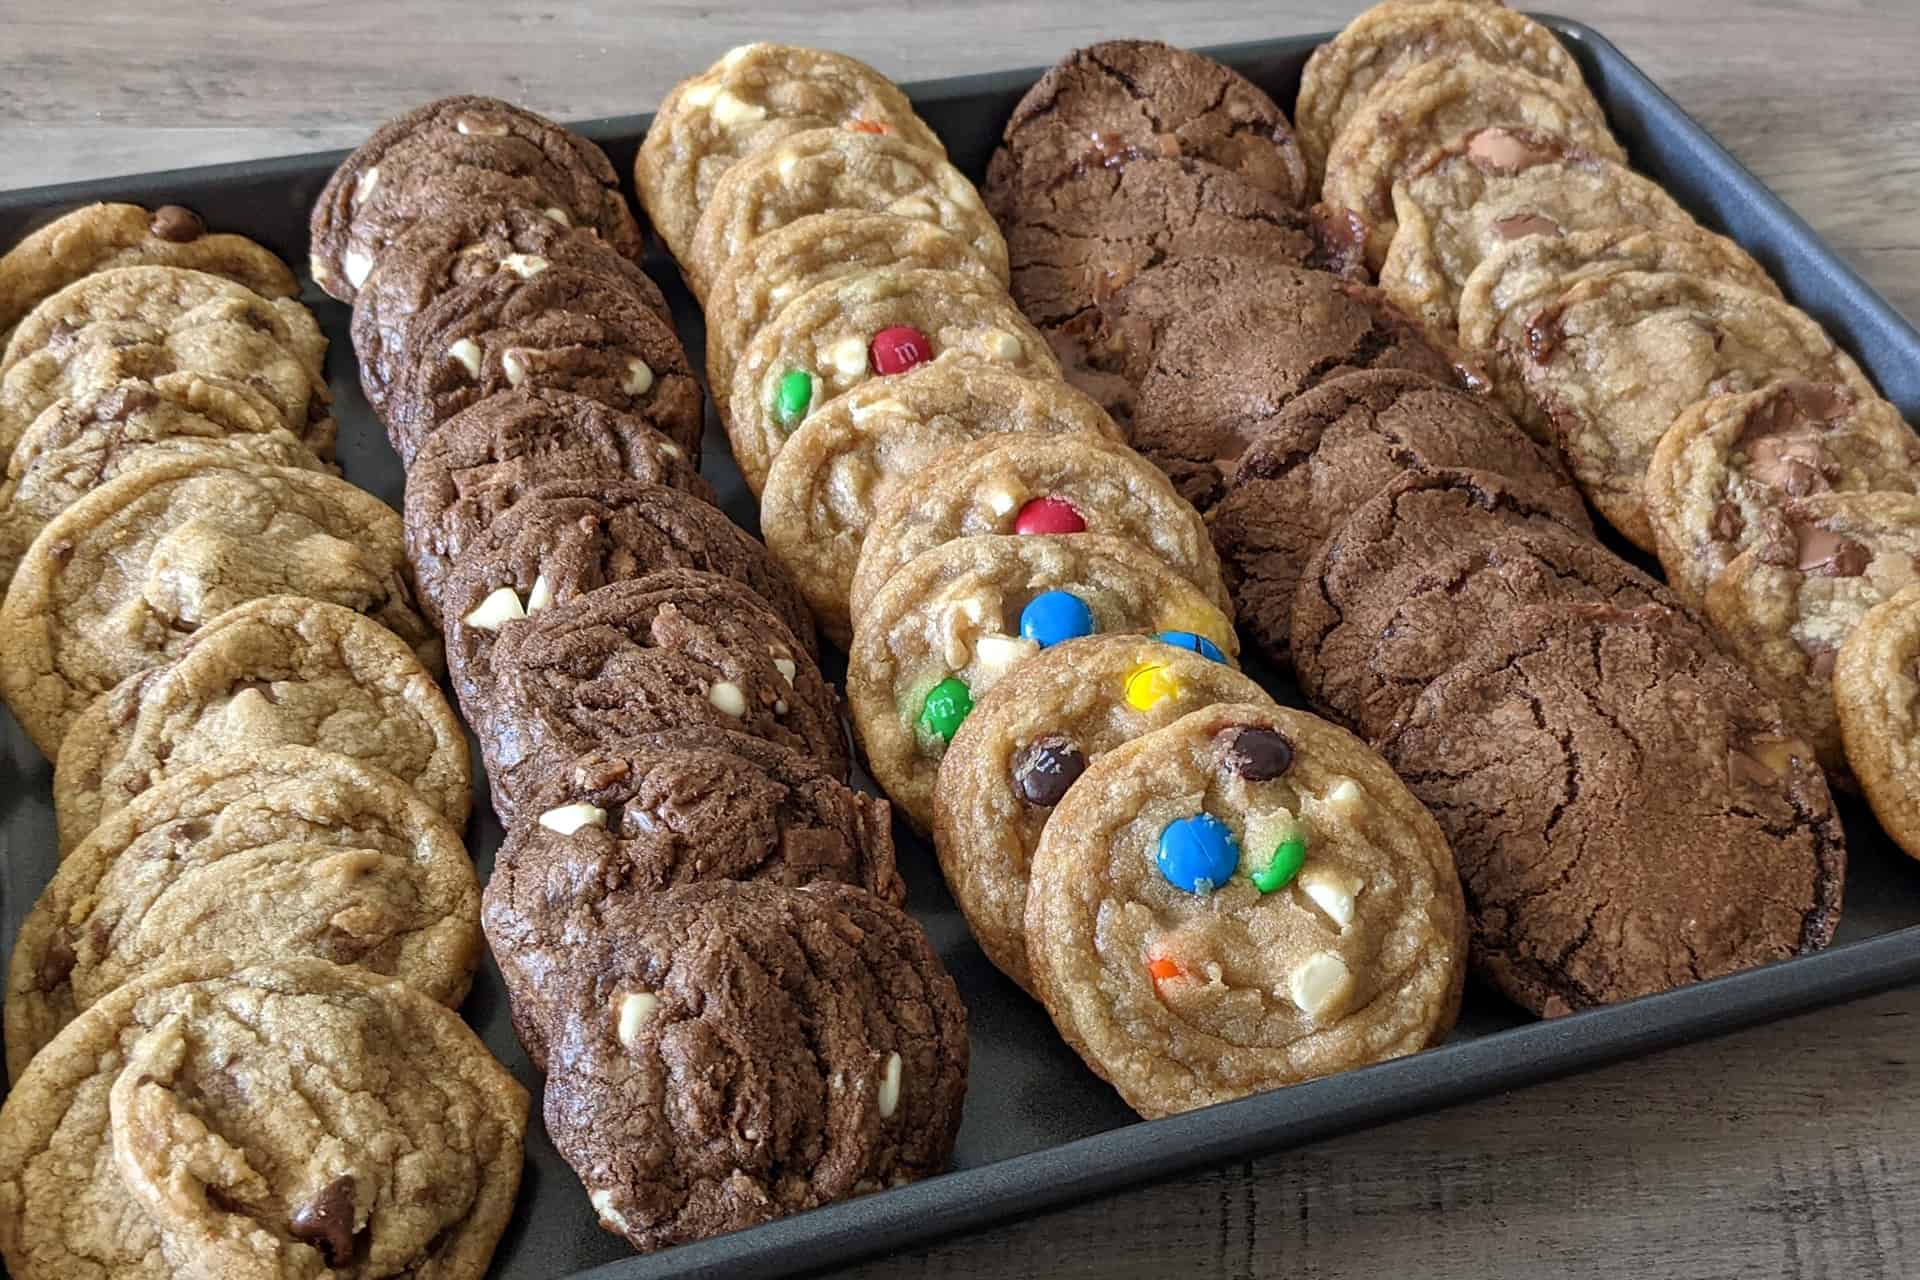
5, 1, 1918, 1276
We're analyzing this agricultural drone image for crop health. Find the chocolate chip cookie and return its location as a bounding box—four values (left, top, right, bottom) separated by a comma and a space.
759, 359, 1123, 647
0, 458, 434, 757
480, 570, 845, 821
1207, 371, 1584, 663
845, 532, 1240, 833
0, 957, 527, 1280
1382, 602, 1845, 1017
484, 729, 903, 1067
539, 881, 966, 1253
308, 94, 642, 301
1025, 702, 1467, 1118
935, 634, 1275, 990
403, 389, 713, 627
52, 594, 469, 854
635, 42, 947, 268
1834, 585, 1920, 861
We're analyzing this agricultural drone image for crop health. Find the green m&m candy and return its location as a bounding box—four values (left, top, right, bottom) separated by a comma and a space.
918, 676, 973, 744
774, 369, 814, 426
1251, 834, 1307, 894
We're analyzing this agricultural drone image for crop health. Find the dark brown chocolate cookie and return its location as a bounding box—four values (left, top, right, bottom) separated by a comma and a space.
382, 264, 700, 465
402, 390, 713, 627
308, 95, 643, 302
440, 479, 817, 734
1381, 602, 1846, 1017
483, 728, 903, 1068
540, 881, 967, 1254
1208, 370, 1585, 661
479, 570, 846, 821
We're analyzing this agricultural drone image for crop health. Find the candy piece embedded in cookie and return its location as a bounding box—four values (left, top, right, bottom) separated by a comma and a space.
539, 881, 966, 1253
845, 532, 1239, 832
0, 957, 527, 1280
52, 595, 470, 854
1834, 586, 1920, 862
1024, 701, 1467, 1117
935, 635, 1275, 990
0, 459, 434, 758
1382, 602, 1845, 1017
636, 42, 947, 269
308, 93, 642, 301
484, 729, 902, 1067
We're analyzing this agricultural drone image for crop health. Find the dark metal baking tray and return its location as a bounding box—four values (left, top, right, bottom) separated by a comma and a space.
3, 15, 1918, 1279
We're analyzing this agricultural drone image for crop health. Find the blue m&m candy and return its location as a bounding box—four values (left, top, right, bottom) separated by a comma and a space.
1156, 813, 1240, 895
1020, 590, 1095, 648
1158, 630, 1226, 663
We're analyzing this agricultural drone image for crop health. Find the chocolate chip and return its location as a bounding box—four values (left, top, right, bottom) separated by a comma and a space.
1524, 307, 1562, 364
1011, 734, 1086, 807
1827, 539, 1872, 577
37, 933, 76, 990
289, 1175, 357, 1267
1220, 726, 1294, 781
149, 204, 205, 243
1709, 500, 1745, 541
98, 383, 161, 423
1492, 212, 1562, 241
46, 539, 75, 565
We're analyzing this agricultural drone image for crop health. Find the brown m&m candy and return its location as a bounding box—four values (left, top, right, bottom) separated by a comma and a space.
1012, 734, 1087, 807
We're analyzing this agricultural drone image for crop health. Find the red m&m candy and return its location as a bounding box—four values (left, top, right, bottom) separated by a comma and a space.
870, 325, 932, 375
1012, 495, 1086, 535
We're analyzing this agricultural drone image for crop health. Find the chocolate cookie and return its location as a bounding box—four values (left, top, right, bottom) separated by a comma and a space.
934, 634, 1275, 990
0, 459, 434, 758
1207, 370, 1584, 662
0, 958, 526, 1280
845, 532, 1240, 832
403, 389, 713, 627
52, 595, 469, 854
381, 263, 701, 465
987, 40, 1308, 212
759, 359, 1124, 647
539, 881, 966, 1254
1381, 602, 1845, 1017
483, 729, 902, 1067
1026, 702, 1467, 1118
635, 42, 947, 268
308, 94, 641, 301
480, 570, 846, 821
1645, 381, 1919, 608
1834, 585, 1920, 861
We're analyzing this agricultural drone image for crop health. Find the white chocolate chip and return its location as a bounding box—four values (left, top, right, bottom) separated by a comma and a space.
773, 657, 797, 685
889, 159, 920, 187
982, 329, 1023, 362
981, 479, 1023, 517
343, 247, 375, 288
543, 206, 572, 227
711, 90, 767, 126
462, 585, 525, 630
623, 359, 655, 396
877, 1051, 903, 1119
777, 149, 801, 179
615, 991, 659, 1048
971, 634, 1039, 687
446, 337, 483, 378
848, 397, 905, 423
719, 44, 752, 68
659, 441, 683, 459
352, 167, 380, 205
1324, 778, 1364, 817
1287, 951, 1354, 1022
682, 80, 720, 108
1299, 866, 1363, 929
525, 573, 554, 613
501, 349, 528, 387
590, 1189, 632, 1233
888, 196, 935, 219
538, 802, 608, 835
500, 252, 549, 278
708, 681, 748, 717
828, 336, 868, 378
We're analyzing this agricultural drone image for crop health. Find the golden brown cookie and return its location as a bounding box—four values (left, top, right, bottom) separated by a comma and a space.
1834, 585, 1920, 861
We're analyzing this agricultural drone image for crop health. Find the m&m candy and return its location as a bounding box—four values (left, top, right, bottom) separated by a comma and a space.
1019, 590, 1095, 648
918, 676, 973, 744
1124, 662, 1181, 711
773, 369, 814, 426
1156, 813, 1239, 894
1158, 630, 1226, 663
870, 325, 932, 375
1146, 956, 1184, 983
1012, 496, 1087, 535
1251, 835, 1307, 894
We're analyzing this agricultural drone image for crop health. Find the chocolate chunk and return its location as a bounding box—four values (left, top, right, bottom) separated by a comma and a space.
1794, 522, 1873, 576
1219, 726, 1294, 781
1012, 734, 1087, 807
289, 1176, 357, 1267
1710, 500, 1746, 541
148, 205, 206, 243
1491, 212, 1562, 241
36, 933, 76, 990
1465, 127, 1564, 174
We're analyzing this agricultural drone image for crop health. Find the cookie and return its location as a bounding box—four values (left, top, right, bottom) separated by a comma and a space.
1834, 586, 1920, 861
483, 729, 902, 1067
539, 881, 966, 1253
1645, 381, 1919, 609
934, 635, 1275, 990
381, 263, 701, 466
0, 459, 434, 758
1207, 370, 1584, 663
0, 201, 297, 340
1505, 271, 1877, 549
1295, 1, 1589, 188
350, 202, 669, 419
1025, 702, 1466, 1117
0, 958, 526, 1280
684, 128, 1007, 302
704, 211, 996, 423
1382, 602, 1845, 1016
440, 479, 815, 730
724, 266, 1058, 497
635, 42, 947, 269
845, 532, 1239, 832
987, 40, 1308, 212
1321, 58, 1622, 269
1703, 490, 1920, 771
51, 595, 469, 855
403, 388, 713, 627
851, 430, 1231, 617
1294, 470, 1677, 741
480, 570, 846, 822
0, 374, 325, 585
759, 359, 1124, 647
308, 93, 642, 301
